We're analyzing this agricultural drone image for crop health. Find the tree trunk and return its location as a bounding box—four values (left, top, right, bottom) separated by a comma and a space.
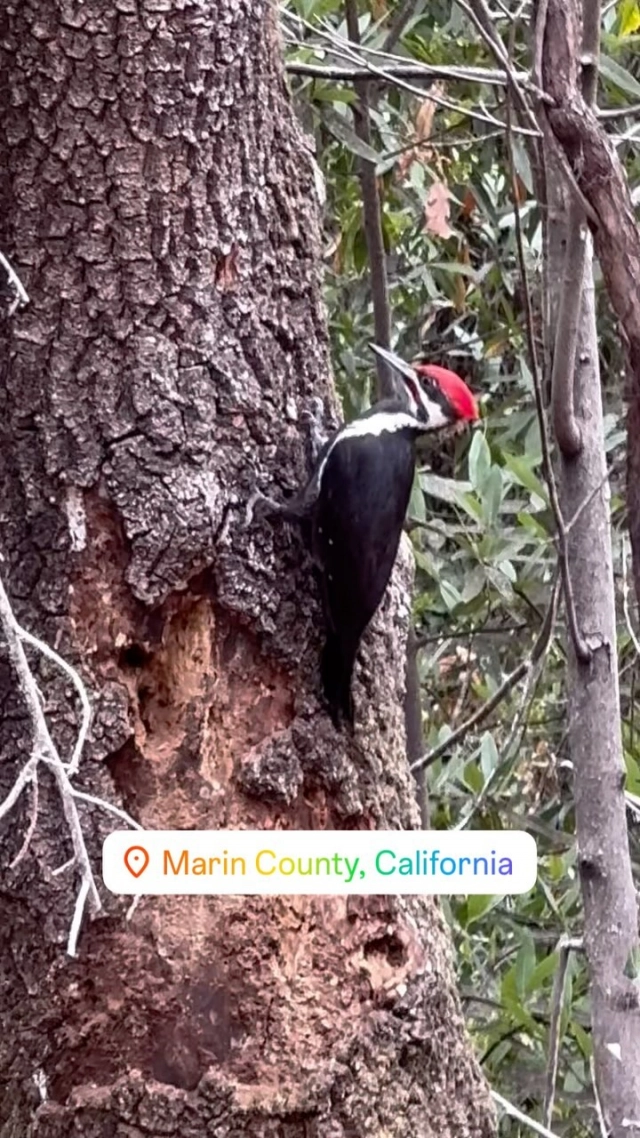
0, 2, 494, 1136
541, 2, 640, 1126
537, 0, 640, 608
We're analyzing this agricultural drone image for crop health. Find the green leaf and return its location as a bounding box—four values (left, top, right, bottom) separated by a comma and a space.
428, 261, 478, 281
312, 85, 357, 105
618, 0, 640, 35
502, 453, 549, 504
480, 732, 499, 780
572, 1021, 593, 1059
517, 511, 548, 538
484, 564, 516, 601
501, 967, 540, 1034
440, 578, 464, 611
408, 470, 426, 523
457, 491, 484, 522
419, 472, 474, 513
480, 464, 503, 526
599, 52, 640, 99
468, 431, 491, 491
461, 566, 486, 602
321, 106, 382, 163
515, 931, 536, 999
526, 950, 560, 994
465, 893, 502, 925
463, 757, 484, 794
413, 547, 441, 580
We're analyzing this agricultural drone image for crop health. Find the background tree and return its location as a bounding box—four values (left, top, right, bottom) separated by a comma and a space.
284, 0, 640, 1133
0, 2, 494, 1136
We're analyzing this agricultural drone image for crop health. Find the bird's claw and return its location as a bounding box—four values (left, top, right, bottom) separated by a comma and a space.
245, 490, 283, 528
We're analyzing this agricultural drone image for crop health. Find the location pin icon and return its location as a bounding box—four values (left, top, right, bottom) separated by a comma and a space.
124, 845, 150, 878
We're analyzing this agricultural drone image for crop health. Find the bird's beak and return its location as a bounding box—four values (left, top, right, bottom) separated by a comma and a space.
369, 343, 418, 386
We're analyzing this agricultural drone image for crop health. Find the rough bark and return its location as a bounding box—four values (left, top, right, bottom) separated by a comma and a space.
541, 5, 640, 1132
0, 2, 494, 1136
540, 0, 640, 608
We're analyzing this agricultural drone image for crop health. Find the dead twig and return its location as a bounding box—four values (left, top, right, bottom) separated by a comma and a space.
622, 535, 640, 657
0, 250, 29, 315
381, 0, 416, 53
543, 936, 583, 1127
8, 771, 40, 870
491, 1089, 563, 1138
590, 1055, 609, 1138
0, 567, 142, 956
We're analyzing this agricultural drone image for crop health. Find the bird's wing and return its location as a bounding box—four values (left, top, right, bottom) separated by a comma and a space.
313, 432, 415, 646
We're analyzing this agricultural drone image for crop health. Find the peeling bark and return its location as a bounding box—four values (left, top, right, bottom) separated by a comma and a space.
0, 2, 493, 1136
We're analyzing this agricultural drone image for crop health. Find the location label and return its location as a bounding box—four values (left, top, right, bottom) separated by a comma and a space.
124, 845, 150, 878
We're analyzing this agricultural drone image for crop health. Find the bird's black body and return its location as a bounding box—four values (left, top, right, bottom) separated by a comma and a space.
310, 402, 421, 725
246, 343, 478, 730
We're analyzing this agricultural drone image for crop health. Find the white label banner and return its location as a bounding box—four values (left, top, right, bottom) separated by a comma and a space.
102, 829, 537, 896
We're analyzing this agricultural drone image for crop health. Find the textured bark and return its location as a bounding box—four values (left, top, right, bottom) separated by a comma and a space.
541, 5, 640, 1131
0, 2, 493, 1137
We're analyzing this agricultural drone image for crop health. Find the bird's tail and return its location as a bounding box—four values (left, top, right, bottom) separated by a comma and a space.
320, 631, 357, 729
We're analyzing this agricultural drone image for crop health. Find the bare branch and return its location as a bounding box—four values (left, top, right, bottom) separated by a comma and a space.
0, 567, 143, 956
9, 771, 40, 869
458, 0, 540, 132
543, 936, 579, 1127
12, 619, 92, 776
281, 18, 541, 136
344, 0, 392, 398
590, 1055, 609, 1138
73, 789, 142, 832
0, 756, 39, 822
622, 536, 640, 658
541, 5, 640, 1132
381, 0, 416, 53
286, 60, 515, 85
532, 0, 549, 88
491, 1090, 563, 1138
0, 250, 29, 315
67, 877, 91, 960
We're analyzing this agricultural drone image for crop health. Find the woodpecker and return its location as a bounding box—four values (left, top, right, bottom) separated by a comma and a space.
248, 344, 479, 728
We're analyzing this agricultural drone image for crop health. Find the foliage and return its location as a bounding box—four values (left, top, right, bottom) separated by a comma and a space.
282, 0, 640, 1133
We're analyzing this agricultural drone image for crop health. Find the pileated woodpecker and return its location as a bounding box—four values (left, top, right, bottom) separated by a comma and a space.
248, 344, 479, 728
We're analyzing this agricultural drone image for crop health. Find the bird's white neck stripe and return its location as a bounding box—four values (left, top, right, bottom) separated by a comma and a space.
338, 410, 425, 441
315, 411, 431, 491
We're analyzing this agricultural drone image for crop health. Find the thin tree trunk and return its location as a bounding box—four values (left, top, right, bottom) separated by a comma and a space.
542, 10, 640, 1123
0, 2, 494, 1135
537, 0, 640, 609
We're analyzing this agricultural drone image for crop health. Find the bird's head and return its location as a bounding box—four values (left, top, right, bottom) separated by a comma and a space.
370, 344, 479, 429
